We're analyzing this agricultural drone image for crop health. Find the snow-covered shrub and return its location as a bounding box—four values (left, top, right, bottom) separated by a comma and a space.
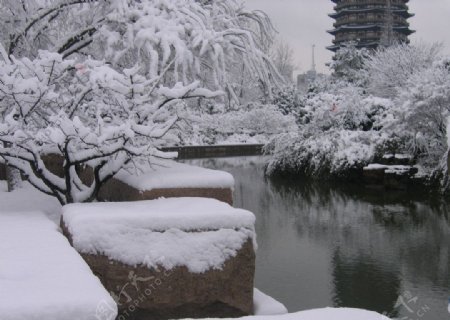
271, 85, 301, 116
178, 104, 296, 145
301, 86, 380, 131
266, 83, 394, 178
267, 129, 382, 177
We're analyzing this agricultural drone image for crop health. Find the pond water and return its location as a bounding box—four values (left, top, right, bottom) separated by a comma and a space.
186, 156, 450, 320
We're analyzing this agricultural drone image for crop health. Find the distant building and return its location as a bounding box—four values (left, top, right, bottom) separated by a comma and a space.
327, 0, 415, 52
297, 45, 325, 93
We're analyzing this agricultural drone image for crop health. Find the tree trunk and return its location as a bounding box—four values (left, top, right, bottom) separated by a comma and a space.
6, 166, 22, 192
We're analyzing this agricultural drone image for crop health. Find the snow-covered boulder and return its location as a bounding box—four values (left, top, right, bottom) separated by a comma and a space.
0, 211, 117, 320
99, 159, 235, 205
61, 198, 256, 319
32, 154, 235, 204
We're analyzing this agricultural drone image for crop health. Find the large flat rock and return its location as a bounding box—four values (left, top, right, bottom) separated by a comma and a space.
100, 159, 235, 205
61, 198, 256, 319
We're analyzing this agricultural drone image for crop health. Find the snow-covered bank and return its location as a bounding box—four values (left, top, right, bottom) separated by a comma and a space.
0, 211, 117, 320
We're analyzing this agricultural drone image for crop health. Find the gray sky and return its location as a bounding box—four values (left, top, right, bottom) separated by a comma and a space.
245, 0, 450, 74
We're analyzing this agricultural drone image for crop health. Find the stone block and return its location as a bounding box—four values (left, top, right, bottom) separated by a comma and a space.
98, 177, 233, 205
61, 198, 256, 320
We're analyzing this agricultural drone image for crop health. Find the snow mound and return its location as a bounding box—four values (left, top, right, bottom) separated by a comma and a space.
0, 211, 117, 320
62, 198, 256, 273
115, 159, 235, 191
254, 288, 288, 316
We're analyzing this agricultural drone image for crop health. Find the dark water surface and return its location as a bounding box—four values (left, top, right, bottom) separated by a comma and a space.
186, 157, 450, 320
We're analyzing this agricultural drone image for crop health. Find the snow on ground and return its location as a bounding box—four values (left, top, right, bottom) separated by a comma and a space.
62, 198, 256, 273
0, 211, 117, 320
115, 159, 235, 191
0, 181, 61, 223
195, 307, 390, 320
254, 289, 288, 316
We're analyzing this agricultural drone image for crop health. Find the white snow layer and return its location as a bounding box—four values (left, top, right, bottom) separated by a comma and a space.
0, 181, 61, 223
62, 198, 256, 273
115, 159, 235, 191
193, 307, 390, 320
0, 211, 117, 320
253, 289, 288, 316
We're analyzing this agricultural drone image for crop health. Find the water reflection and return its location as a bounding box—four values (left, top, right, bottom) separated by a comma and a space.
185, 157, 450, 320
332, 249, 401, 318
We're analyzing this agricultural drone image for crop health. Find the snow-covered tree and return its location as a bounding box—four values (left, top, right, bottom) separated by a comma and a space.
392, 58, 450, 169
364, 42, 442, 98
0, 0, 280, 203
329, 41, 369, 84
270, 39, 296, 82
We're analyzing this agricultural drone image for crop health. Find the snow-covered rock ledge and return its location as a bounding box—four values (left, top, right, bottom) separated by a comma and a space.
98, 159, 235, 205
0, 211, 117, 320
4, 154, 235, 205
363, 163, 420, 189
61, 198, 256, 319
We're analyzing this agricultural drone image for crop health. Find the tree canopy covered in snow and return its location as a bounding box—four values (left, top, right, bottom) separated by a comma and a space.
0, 0, 281, 203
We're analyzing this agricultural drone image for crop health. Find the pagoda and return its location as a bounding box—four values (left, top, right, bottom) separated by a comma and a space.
327, 0, 415, 52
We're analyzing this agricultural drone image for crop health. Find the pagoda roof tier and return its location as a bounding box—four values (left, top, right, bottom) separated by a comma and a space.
328, 25, 415, 35
327, 41, 379, 52
329, 8, 414, 19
